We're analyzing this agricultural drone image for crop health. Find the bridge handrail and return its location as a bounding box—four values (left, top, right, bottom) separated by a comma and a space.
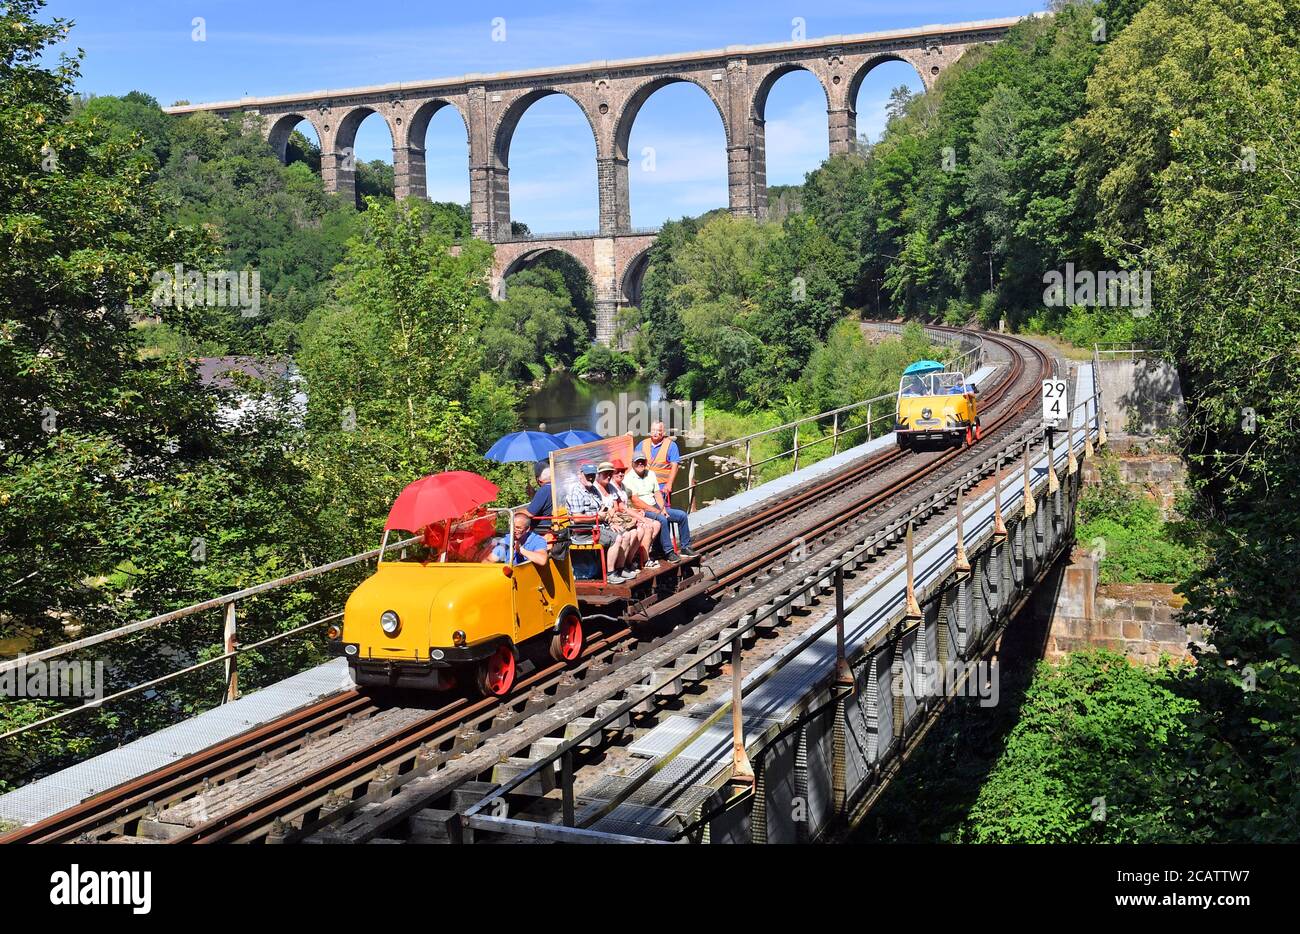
1093, 341, 1152, 355
0, 614, 341, 743
495, 227, 661, 243
0, 329, 984, 748
0, 534, 420, 678
464, 387, 1102, 841
672, 329, 982, 508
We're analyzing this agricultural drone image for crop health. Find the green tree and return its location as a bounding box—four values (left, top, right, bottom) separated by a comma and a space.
0, 1, 339, 781
1074, 0, 1300, 841
1, 1, 214, 634
297, 198, 522, 541
355, 158, 394, 203
481, 272, 585, 381
961, 652, 1199, 843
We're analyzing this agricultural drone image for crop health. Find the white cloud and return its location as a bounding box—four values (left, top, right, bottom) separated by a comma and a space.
762, 96, 831, 185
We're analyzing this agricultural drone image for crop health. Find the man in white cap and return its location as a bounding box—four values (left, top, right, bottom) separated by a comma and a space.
624, 452, 694, 563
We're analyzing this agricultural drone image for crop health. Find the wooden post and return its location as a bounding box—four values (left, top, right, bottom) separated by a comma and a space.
1094, 388, 1107, 447
729, 636, 755, 789
905, 521, 922, 619
993, 449, 1007, 540
561, 750, 575, 827
744, 439, 753, 491
834, 567, 851, 686
1022, 439, 1037, 518
792, 423, 800, 473
954, 486, 971, 573
1047, 430, 1060, 494
831, 411, 840, 456
686, 458, 697, 513
223, 602, 239, 702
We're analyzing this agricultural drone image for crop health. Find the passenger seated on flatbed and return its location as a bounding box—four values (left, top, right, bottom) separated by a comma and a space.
625, 453, 694, 563
610, 459, 660, 571
595, 460, 648, 580
489, 511, 550, 568
565, 462, 635, 583
527, 465, 553, 532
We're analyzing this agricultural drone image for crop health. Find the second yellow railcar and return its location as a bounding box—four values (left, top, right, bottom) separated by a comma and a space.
894, 360, 981, 450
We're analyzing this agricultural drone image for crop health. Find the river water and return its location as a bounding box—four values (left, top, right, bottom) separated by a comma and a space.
520, 373, 745, 505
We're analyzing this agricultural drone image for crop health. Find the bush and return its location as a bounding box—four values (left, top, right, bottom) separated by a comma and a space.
573, 344, 637, 382
1023, 305, 1138, 351
943, 298, 973, 326
959, 651, 1200, 843
1077, 456, 1204, 583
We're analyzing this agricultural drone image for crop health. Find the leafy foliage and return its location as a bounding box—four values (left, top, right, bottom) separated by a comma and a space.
959, 652, 1199, 843
1076, 456, 1204, 583
640, 211, 853, 405
0, 0, 342, 777
573, 344, 637, 383
481, 269, 586, 382
0, 4, 536, 782
1072, 0, 1300, 841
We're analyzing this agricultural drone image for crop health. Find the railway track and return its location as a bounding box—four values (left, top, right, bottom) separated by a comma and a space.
3, 328, 1054, 845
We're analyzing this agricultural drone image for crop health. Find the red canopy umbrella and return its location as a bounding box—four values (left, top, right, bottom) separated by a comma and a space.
385, 471, 499, 532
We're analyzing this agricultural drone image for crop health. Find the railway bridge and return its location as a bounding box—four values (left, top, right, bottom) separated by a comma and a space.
163, 17, 1031, 341
0, 327, 1113, 845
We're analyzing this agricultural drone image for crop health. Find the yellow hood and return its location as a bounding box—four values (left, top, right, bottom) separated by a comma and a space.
343, 562, 506, 659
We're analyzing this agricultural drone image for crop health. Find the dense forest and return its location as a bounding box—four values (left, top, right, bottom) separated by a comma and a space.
2, 0, 1298, 841
635, 0, 1299, 840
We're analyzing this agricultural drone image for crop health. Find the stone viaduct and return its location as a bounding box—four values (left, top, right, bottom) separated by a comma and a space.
165, 17, 1028, 342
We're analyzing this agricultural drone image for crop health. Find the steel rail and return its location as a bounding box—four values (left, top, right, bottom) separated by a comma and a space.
7, 327, 1033, 844
2, 690, 373, 844
247, 332, 1043, 843
167, 626, 640, 843
463, 335, 1062, 838
167, 333, 1026, 843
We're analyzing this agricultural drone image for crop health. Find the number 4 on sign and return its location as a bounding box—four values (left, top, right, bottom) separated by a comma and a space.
1042, 378, 1067, 424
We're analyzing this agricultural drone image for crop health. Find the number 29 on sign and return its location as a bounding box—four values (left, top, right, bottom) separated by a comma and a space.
1042, 378, 1067, 424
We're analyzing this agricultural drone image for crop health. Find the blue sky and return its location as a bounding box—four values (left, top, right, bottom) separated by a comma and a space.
49, 0, 1042, 231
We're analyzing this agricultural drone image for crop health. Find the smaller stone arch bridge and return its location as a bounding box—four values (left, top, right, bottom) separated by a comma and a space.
491, 231, 659, 339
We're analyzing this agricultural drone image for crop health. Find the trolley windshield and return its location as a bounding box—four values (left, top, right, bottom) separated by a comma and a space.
899, 371, 968, 398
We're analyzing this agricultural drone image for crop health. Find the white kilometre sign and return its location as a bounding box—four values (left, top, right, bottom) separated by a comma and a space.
1042, 378, 1068, 424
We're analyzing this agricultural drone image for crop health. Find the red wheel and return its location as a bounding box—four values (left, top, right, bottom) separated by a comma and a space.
475, 644, 516, 697
550, 612, 584, 663
965, 426, 974, 447
974, 421, 983, 441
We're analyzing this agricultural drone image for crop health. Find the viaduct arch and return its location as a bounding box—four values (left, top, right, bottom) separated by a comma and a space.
166, 16, 1030, 343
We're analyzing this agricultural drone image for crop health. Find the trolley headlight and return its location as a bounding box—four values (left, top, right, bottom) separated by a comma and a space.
326, 623, 342, 640
431, 648, 445, 660
380, 610, 401, 636
921, 407, 932, 419
344, 644, 359, 657
452, 630, 467, 647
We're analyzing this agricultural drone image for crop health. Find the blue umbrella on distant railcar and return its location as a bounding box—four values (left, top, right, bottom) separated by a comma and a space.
484, 430, 563, 463
551, 428, 602, 447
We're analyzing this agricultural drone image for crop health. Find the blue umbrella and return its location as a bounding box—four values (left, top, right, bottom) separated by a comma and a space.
552, 429, 602, 447
485, 430, 563, 463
